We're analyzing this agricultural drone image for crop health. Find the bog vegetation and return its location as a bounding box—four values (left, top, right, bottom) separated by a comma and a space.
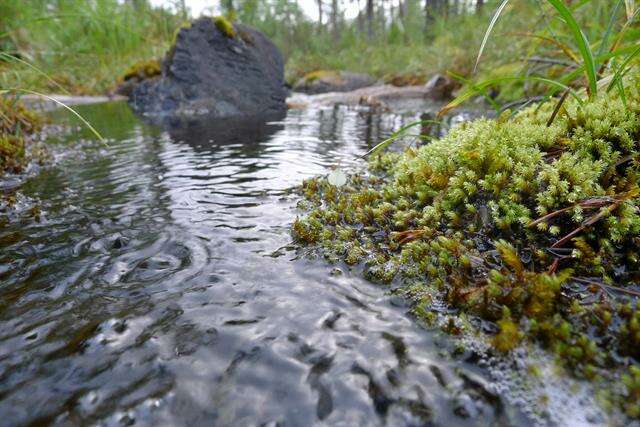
1, 0, 640, 418
292, 0, 640, 419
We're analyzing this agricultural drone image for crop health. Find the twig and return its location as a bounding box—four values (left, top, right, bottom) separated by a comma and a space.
571, 276, 640, 298
527, 56, 575, 67
546, 89, 570, 127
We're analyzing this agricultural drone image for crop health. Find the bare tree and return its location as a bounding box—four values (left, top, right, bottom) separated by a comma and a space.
356, 0, 365, 33
317, 0, 324, 28
366, 0, 374, 39
331, 0, 340, 40
424, 0, 434, 37
177, 0, 187, 19
223, 0, 235, 16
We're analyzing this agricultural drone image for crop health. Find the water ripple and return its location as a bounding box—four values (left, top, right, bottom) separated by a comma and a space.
0, 102, 549, 426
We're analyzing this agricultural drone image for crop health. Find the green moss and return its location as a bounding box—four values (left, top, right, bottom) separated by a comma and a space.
493, 314, 523, 353
120, 59, 161, 82
302, 70, 342, 84
293, 76, 640, 418
0, 97, 43, 175
213, 16, 235, 38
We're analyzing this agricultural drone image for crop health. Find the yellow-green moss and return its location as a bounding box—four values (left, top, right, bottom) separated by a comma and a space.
213, 16, 235, 38
303, 70, 342, 83
0, 97, 43, 175
120, 59, 161, 82
293, 76, 640, 418
492, 309, 523, 353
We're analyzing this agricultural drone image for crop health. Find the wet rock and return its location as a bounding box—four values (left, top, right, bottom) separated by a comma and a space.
287, 79, 457, 111
453, 392, 479, 418
129, 17, 287, 120
293, 70, 376, 94
424, 74, 458, 100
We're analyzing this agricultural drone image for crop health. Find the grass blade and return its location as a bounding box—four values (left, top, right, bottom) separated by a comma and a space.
438, 76, 583, 117
508, 32, 580, 64
1, 89, 104, 142
0, 52, 70, 95
546, 0, 597, 98
597, 0, 624, 60
448, 71, 502, 113
606, 43, 640, 92
363, 120, 441, 158
626, 0, 636, 20
473, 0, 510, 74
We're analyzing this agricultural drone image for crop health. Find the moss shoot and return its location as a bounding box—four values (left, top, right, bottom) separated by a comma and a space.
292, 77, 640, 418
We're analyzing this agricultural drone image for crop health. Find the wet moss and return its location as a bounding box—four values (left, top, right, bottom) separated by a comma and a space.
492, 310, 523, 353
213, 16, 236, 39
293, 76, 640, 418
0, 97, 43, 175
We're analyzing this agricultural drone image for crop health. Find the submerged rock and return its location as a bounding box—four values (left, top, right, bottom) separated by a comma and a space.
293, 70, 376, 94
129, 17, 287, 120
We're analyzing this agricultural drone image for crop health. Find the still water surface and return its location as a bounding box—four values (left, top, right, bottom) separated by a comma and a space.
1, 102, 532, 426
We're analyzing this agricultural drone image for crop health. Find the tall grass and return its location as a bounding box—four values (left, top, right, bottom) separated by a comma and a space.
0, 0, 181, 94
444, 0, 640, 114
1, 0, 635, 100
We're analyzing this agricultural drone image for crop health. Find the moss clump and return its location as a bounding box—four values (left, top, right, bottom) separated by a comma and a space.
120, 59, 161, 83
293, 77, 640, 418
302, 70, 342, 84
0, 97, 43, 175
385, 73, 427, 87
492, 311, 523, 353
213, 16, 235, 38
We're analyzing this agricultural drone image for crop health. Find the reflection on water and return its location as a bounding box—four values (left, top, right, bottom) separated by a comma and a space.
0, 102, 528, 426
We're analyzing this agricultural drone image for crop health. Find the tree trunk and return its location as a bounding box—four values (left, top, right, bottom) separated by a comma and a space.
366, 0, 375, 40
317, 0, 323, 28
178, 0, 187, 20
356, 0, 365, 34
223, 0, 235, 18
476, 0, 484, 14
424, 0, 434, 38
331, 0, 339, 41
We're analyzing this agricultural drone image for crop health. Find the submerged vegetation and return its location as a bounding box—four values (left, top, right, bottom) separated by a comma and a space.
293, 80, 640, 416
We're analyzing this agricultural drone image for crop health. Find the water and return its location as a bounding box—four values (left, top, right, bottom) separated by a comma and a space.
0, 102, 558, 426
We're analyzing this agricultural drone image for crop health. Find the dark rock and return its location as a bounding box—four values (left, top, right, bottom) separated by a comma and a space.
129, 18, 287, 120
424, 74, 458, 100
293, 70, 376, 94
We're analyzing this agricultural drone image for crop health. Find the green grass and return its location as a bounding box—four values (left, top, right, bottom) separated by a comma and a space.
443, 0, 640, 114
0, 0, 636, 107
0, 0, 180, 94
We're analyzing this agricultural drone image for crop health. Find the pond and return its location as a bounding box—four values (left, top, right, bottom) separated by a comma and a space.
0, 102, 601, 426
